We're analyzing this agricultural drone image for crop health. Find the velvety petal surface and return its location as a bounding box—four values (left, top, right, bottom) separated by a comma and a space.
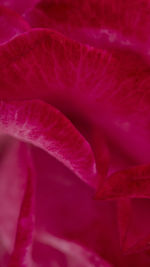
0, 6, 30, 44
117, 199, 132, 250
117, 199, 150, 254
97, 165, 150, 254
0, 29, 150, 171
0, 0, 39, 14
0, 138, 33, 266
1, 27, 150, 264
30, 145, 150, 267
97, 164, 150, 200
0, 99, 101, 187
34, 231, 112, 267
9, 150, 34, 267
26, 0, 150, 52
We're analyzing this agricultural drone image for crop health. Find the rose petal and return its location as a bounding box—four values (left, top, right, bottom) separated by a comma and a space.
0, 6, 30, 44
9, 153, 34, 267
26, 0, 150, 51
31, 146, 120, 266
0, 29, 150, 169
0, 99, 101, 187
86, 126, 109, 180
117, 199, 150, 254
75, 122, 110, 180
34, 231, 112, 267
97, 164, 150, 200
32, 240, 68, 267
31, 145, 150, 267
0, 138, 32, 266
0, 0, 39, 14
117, 199, 132, 249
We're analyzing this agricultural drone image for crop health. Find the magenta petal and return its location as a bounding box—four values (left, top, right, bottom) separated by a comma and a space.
118, 199, 150, 254
0, 138, 32, 266
0, 6, 30, 44
34, 232, 112, 267
31, 146, 119, 266
9, 149, 34, 267
81, 125, 110, 180
0, 100, 99, 187
9, 162, 34, 267
97, 164, 150, 200
26, 0, 150, 50
0, 28, 111, 104
117, 199, 132, 250
31, 146, 150, 266
0, 28, 150, 169
0, 0, 39, 14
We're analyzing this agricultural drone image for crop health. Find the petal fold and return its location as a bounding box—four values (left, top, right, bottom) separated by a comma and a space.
0, 28, 150, 168
0, 6, 30, 44
117, 199, 150, 254
0, 0, 39, 14
0, 100, 99, 187
9, 148, 34, 267
97, 164, 150, 200
26, 0, 150, 51
35, 231, 112, 267
0, 139, 33, 266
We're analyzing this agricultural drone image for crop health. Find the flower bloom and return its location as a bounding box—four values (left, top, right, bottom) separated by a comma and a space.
1, 0, 150, 266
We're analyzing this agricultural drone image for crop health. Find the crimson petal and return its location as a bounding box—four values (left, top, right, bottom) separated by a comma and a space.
1, 28, 150, 169
117, 199, 132, 249
97, 164, 150, 200
0, 139, 33, 266
26, 0, 150, 51
31, 146, 120, 266
117, 199, 150, 254
0, 100, 99, 187
34, 231, 112, 267
0, 0, 39, 14
9, 147, 34, 267
0, 6, 30, 44
31, 146, 150, 266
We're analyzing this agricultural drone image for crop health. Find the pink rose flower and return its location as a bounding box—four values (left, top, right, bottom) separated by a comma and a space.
0, 0, 150, 266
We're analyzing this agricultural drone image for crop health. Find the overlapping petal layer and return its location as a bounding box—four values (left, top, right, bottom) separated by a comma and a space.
97, 164, 150, 200
0, 29, 150, 170
31, 146, 122, 267
117, 200, 132, 250
35, 231, 112, 267
0, 100, 101, 187
26, 0, 150, 52
0, 6, 29, 44
97, 165, 150, 254
0, 0, 39, 14
31, 146, 150, 267
0, 2, 150, 264
117, 199, 150, 254
9, 148, 34, 267
0, 138, 34, 266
